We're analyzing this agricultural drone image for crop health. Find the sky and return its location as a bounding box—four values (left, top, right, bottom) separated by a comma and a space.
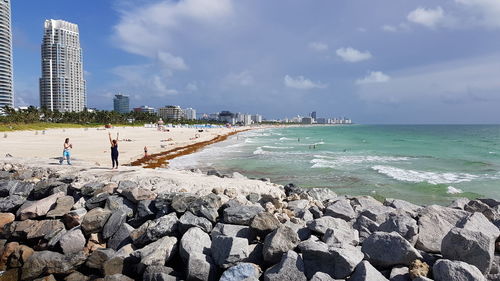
10, 0, 500, 124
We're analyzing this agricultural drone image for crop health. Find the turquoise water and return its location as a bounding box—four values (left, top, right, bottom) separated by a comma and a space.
170, 125, 500, 205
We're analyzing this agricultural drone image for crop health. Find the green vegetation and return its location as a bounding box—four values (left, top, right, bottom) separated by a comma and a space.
0, 106, 225, 132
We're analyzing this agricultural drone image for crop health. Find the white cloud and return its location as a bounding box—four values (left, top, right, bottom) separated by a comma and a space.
186, 82, 198, 91
407, 6, 445, 28
357, 55, 500, 104
111, 64, 179, 97
382, 25, 398, 32
455, 0, 500, 28
308, 41, 328, 52
224, 71, 255, 86
284, 75, 327, 90
356, 71, 391, 85
157, 51, 188, 71
336, 47, 372, 63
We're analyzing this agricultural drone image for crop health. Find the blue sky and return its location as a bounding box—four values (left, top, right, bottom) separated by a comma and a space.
11, 0, 500, 123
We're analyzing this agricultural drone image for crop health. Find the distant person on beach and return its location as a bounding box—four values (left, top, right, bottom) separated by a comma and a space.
144, 146, 148, 157
108, 132, 119, 169
59, 138, 72, 165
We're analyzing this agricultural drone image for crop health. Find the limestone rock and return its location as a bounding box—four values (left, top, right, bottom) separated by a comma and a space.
80, 207, 112, 235
179, 227, 211, 263
263, 226, 300, 263
298, 238, 335, 279
307, 216, 350, 235
250, 211, 280, 236
325, 199, 356, 221
307, 188, 337, 202
331, 245, 364, 279
211, 235, 249, 269
415, 205, 468, 253
263, 250, 307, 281
433, 259, 486, 281
409, 259, 429, 279
378, 213, 418, 245
362, 232, 422, 267
349, 260, 389, 281
120, 187, 156, 203
220, 263, 261, 281
223, 204, 264, 225
211, 223, 257, 241
322, 224, 359, 247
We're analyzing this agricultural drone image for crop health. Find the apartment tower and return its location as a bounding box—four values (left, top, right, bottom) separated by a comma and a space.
0, 0, 13, 108
40, 19, 86, 112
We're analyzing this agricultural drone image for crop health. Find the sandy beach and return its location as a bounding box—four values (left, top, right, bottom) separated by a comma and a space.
0, 125, 249, 167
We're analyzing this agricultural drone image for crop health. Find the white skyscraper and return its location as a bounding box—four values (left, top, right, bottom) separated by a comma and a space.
40, 20, 86, 112
0, 0, 13, 108
183, 108, 196, 120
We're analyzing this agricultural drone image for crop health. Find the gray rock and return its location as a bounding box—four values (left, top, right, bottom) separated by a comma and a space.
186, 253, 217, 281
102, 209, 127, 239
9, 181, 34, 197
390, 266, 410, 281
104, 274, 134, 281
59, 227, 86, 255
359, 205, 395, 224
103, 256, 124, 276
331, 245, 364, 279
105, 195, 134, 217
9, 219, 65, 240
224, 204, 264, 225
263, 226, 300, 263
0, 195, 27, 212
353, 214, 379, 242
309, 272, 335, 281
120, 187, 156, 203
322, 224, 359, 247
80, 207, 112, 234
298, 238, 335, 279
86, 248, 115, 271
81, 182, 105, 196
309, 206, 323, 219
187, 194, 222, 222
325, 199, 356, 221
465, 200, 497, 221
442, 212, 500, 274
21, 250, 87, 280
211, 223, 257, 241
136, 200, 155, 219
65, 271, 90, 281
416, 205, 469, 253
284, 183, 303, 197
220, 263, 261, 281
350, 260, 389, 281
180, 227, 212, 263
85, 193, 110, 209
179, 211, 213, 233
284, 221, 312, 241
307, 188, 337, 201
362, 232, 422, 267
263, 250, 307, 281
448, 197, 471, 209
134, 213, 178, 246
245, 243, 264, 266
46, 196, 74, 218
250, 212, 280, 236
384, 198, 422, 217
132, 236, 178, 267
142, 265, 175, 281
170, 193, 198, 213
16, 192, 65, 220
351, 196, 384, 212
307, 216, 351, 235
294, 208, 314, 222
287, 199, 309, 211
211, 235, 249, 269
433, 259, 486, 281
378, 214, 418, 245
108, 223, 134, 250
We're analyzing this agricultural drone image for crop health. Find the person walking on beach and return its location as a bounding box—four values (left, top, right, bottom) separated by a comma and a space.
108, 132, 119, 169
144, 146, 148, 157
59, 138, 72, 165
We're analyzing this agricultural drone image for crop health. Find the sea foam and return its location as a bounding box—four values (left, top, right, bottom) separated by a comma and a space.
310, 155, 409, 168
372, 165, 478, 184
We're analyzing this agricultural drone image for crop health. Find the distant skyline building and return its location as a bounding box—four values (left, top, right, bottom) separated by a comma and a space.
133, 105, 155, 114
158, 105, 183, 120
251, 114, 262, 123
311, 111, 317, 120
183, 107, 196, 120
113, 94, 129, 113
40, 19, 86, 112
0, 0, 13, 108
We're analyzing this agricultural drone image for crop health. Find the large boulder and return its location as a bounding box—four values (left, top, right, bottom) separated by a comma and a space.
433, 259, 486, 281
384, 198, 422, 217
441, 212, 500, 274
223, 204, 264, 225
58, 227, 86, 255
415, 205, 468, 253
133, 213, 178, 246
349, 260, 389, 281
322, 225, 359, 247
108, 223, 134, 250
142, 265, 174, 281
86, 248, 115, 272
211, 223, 257, 241
211, 235, 249, 269
298, 238, 335, 279
16, 192, 65, 220
307, 216, 350, 235
307, 188, 337, 201
80, 207, 112, 235
0, 195, 26, 212
263, 250, 307, 281
220, 263, 261, 281
132, 236, 178, 267
45, 196, 74, 218
21, 251, 86, 280
179, 227, 211, 263
361, 232, 422, 267
186, 253, 217, 281
331, 245, 364, 279
8, 219, 65, 240
263, 226, 300, 264
324, 199, 356, 221
250, 212, 280, 236
353, 214, 380, 242
178, 211, 213, 233
187, 194, 222, 222
102, 210, 127, 239
120, 187, 156, 203
378, 214, 418, 245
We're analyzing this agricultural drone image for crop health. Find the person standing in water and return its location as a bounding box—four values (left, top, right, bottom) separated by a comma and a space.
108, 132, 119, 169
59, 138, 72, 165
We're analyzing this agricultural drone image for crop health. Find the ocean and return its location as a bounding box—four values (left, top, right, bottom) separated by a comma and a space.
170, 125, 500, 205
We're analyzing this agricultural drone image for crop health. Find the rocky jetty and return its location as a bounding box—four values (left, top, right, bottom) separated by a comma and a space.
0, 162, 499, 281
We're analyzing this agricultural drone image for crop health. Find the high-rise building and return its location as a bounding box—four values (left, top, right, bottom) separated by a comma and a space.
183, 108, 196, 120
158, 105, 183, 120
40, 19, 86, 112
133, 105, 155, 114
113, 94, 129, 113
311, 111, 317, 120
251, 114, 262, 123
0, 0, 13, 108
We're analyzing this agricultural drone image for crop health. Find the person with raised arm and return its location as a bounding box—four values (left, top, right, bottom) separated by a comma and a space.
108, 132, 119, 169
59, 138, 73, 165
